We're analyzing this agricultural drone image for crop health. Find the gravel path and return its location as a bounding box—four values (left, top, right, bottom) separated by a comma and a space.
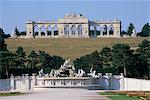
1, 88, 109, 100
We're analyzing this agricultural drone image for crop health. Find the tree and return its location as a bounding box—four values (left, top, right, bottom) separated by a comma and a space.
0, 27, 11, 38
0, 28, 4, 37
137, 39, 150, 79
74, 51, 102, 73
0, 34, 13, 78
15, 47, 26, 69
141, 23, 150, 37
14, 27, 20, 36
112, 44, 133, 76
100, 47, 112, 66
127, 23, 134, 36
37, 51, 64, 73
27, 50, 39, 74
16, 46, 26, 58
100, 47, 113, 72
0, 36, 7, 51
0, 28, 7, 51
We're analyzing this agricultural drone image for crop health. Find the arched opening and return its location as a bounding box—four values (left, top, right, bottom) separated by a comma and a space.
103, 25, 107, 35
71, 25, 76, 36
96, 25, 101, 36
47, 25, 52, 36
77, 25, 82, 36
108, 25, 114, 35
41, 25, 46, 36
64, 25, 69, 36
34, 25, 39, 36
90, 26, 95, 36
53, 25, 58, 36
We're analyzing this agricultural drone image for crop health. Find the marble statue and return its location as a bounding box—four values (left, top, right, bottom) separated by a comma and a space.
49, 59, 76, 77
38, 68, 44, 77
76, 69, 85, 77
88, 67, 99, 78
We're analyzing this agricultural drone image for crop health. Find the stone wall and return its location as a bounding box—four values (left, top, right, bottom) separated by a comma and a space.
1, 74, 150, 92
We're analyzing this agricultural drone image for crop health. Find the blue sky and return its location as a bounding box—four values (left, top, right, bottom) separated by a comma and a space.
0, 0, 149, 34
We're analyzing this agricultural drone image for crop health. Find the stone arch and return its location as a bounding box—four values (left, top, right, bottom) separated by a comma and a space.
102, 25, 107, 35
90, 25, 95, 36
53, 25, 58, 36
34, 25, 39, 36
108, 25, 114, 35
78, 25, 82, 36
71, 25, 76, 35
47, 25, 52, 36
96, 25, 101, 36
64, 25, 69, 36
40, 25, 46, 36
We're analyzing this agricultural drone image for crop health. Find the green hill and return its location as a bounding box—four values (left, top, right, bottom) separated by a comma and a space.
6, 37, 150, 60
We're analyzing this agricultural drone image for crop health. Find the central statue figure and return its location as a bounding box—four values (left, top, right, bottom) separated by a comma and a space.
50, 59, 76, 77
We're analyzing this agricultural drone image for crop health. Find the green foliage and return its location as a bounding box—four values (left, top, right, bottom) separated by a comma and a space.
127, 23, 134, 36
14, 27, 20, 36
0, 92, 23, 96
0, 28, 5, 37
137, 39, 150, 79
112, 44, 133, 76
0, 28, 7, 51
0, 36, 7, 51
74, 51, 102, 73
0, 51, 14, 78
28, 50, 64, 74
100, 47, 112, 67
0, 27, 10, 38
15, 46, 26, 58
141, 23, 150, 37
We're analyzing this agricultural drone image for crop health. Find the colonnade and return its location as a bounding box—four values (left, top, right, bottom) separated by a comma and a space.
25, 20, 121, 38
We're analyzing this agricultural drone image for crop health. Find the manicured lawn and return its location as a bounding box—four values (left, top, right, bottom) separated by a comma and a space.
0, 92, 23, 96
99, 92, 141, 100
109, 95, 141, 100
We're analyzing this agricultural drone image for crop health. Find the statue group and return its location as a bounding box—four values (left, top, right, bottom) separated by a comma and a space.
38, 59, 98, 78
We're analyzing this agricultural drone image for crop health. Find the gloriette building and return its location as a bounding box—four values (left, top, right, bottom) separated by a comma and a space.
24, 12, 121, 38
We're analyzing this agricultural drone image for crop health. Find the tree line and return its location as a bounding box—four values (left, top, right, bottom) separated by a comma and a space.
0, 29, 64, 78
0, 27, 150, 79
74, 40, 150, 79
121, 23, 150, 37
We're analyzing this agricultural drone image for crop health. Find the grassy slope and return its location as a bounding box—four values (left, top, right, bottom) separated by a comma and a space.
99, 92, 140, 100
6, 37, 150, 60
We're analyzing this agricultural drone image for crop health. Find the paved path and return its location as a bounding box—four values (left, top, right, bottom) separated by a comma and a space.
1, 88, 109, 100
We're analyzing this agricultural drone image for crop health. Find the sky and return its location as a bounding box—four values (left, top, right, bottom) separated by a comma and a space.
0, 0, 150, 34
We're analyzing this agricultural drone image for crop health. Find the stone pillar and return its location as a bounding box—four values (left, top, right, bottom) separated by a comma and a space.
69, 25, 71, 37
114, 27, 118, 37
45, 27, 48, 37
52, 28, 54, 37
38, 27, 41, 37
26, 22, 34, 38
107, 26, 109, 37
100, 30, 103, 37
10, 74, 15, 91
24, 74, 30, 90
